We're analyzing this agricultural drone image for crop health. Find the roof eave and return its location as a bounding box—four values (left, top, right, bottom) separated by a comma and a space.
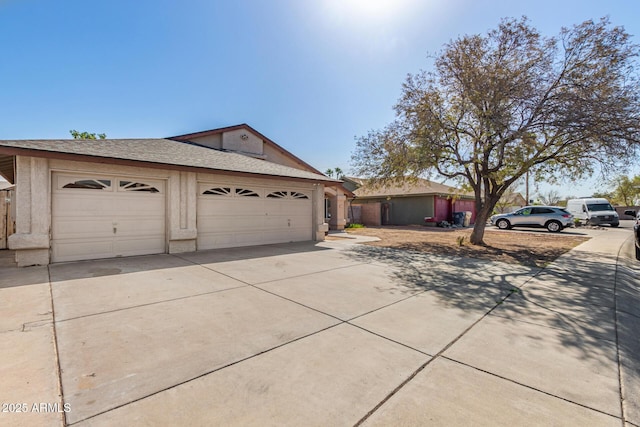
0, 146, 337, 185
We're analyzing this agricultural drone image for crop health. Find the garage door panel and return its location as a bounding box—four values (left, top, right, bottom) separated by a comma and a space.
113, 237, 165, 257
53, 194, 117, 216
198, 212, 266, 229
199, 199, 265, 216
115, 197, 165, 216
113, 217, 165, 235
52, 218, 114, 239
197, 184, 313, 251
52, 173, 166, 263
52, 240, 115, 263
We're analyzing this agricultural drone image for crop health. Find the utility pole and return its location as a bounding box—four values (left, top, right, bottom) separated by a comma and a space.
525, 170, 530, 204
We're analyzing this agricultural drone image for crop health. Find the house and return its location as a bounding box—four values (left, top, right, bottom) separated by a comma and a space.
0, 124, 351, 266
346, 177, 476, 226
494, 192, 527, 213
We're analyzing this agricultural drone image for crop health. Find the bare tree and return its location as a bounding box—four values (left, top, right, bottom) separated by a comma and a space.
352, 17, 640, 244
538, 190, 562, 206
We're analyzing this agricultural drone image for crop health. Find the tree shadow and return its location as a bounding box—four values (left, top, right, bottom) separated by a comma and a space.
343, 244, 638, 369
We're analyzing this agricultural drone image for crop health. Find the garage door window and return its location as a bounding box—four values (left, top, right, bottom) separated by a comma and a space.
203, 187, 232, 196
235, 188, 259, 197
267, 191, 309, 200
119, 180, 161, 193
62, 178, 112, 190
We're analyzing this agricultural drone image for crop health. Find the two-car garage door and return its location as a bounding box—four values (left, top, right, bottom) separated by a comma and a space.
51, 173, 166, 263
51, 174, 314, 262
197, 182, 312, 250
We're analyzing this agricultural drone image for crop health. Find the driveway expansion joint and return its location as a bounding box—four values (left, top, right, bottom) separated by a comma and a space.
47, 265, 67, 427
441, 357, 623, 421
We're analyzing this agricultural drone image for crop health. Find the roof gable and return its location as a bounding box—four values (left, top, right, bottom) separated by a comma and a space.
170, 124, 322, 174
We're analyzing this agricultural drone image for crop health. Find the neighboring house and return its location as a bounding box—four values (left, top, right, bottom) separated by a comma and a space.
494, 192, 527, 213
0, 124, 348, 266
346, 177, 476, 226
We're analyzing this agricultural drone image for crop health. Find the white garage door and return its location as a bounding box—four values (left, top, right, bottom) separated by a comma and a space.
52, 173, 166, 263
197, 183, 312, 250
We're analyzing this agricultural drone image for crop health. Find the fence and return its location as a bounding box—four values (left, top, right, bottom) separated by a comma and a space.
0, 189, 15, 249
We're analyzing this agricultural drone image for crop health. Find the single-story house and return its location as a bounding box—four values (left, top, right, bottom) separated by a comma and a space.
495, 192, 527, 213
0, 124, 351, 266
346, 177, 476, 226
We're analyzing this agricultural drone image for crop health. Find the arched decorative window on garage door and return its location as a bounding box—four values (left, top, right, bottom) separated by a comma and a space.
62, 179, 112, 190
266, 191, 309, 199
235, 188, 260, 197
202, 187, 232, 196
119, 180, 160, 193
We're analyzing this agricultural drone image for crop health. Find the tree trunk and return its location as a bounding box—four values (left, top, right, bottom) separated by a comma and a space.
469, 205, 493, 245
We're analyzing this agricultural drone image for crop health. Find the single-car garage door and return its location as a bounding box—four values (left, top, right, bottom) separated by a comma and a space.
52, 173, 166, 263
197, 182, 312, 250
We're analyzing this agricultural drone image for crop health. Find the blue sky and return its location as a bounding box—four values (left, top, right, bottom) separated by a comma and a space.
1, 0, 639, 196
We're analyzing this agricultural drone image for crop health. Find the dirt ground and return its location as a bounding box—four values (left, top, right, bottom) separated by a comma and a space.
342, 226, 589, 268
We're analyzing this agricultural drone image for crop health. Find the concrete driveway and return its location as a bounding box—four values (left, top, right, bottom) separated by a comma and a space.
1, 228, 639, 426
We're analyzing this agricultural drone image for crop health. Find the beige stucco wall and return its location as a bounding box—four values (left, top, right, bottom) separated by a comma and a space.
190, 134, 222, 149
9, 155, 327, 266
8, 156, 51, 266
262, 144, 308, 169
360, 203, 382, 226
222, 129, 263, 155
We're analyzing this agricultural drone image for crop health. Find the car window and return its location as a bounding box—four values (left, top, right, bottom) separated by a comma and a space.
516, 208, 532, 215
587, 203, 614, 212
531, 207, 553, 214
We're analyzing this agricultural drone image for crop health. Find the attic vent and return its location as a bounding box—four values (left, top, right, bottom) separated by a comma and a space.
119, 181, 160, 193
236, 188, 260, 197
63, 179, 111, 190
203, 187, 231, 196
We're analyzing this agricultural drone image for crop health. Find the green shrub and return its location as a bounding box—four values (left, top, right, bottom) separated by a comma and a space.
346, 223, 365, 229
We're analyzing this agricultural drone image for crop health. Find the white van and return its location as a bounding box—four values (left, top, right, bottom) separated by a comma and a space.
565, 198, 619, 227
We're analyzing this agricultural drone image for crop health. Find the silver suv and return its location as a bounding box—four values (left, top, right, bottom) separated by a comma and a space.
490, 206, 573, 233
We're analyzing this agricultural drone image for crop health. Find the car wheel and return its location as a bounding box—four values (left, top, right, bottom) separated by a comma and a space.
546, 220, 562, 232
636, 244, 640, 261
496, 219, 511, 230
611, 223, 619, 228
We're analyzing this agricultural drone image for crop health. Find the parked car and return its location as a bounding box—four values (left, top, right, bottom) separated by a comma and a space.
624, 209, 640, 260
565, 197, 619, 227
490, 206, 573, 232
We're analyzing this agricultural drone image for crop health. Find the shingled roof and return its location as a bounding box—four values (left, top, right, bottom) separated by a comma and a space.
353, 177, 474, 198
0, 138, 336, 183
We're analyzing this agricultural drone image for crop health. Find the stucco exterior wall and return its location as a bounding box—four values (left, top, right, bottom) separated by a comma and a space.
9, 156, 327, 266
360, 202, 382, 226
262, 144, 309, 169
221, 129, 263, 155
189, 134, 222, 149
8, 156, 51, 266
